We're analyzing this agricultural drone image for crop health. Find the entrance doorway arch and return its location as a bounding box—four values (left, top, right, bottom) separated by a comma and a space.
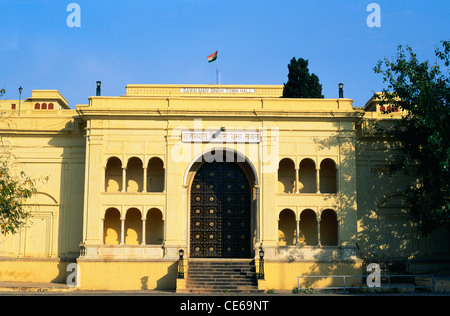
186, 149, 258, 258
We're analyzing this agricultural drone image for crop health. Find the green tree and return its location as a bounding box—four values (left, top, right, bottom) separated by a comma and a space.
282, 57, 324, 98
0, 88, 39, 235
0, 160, 37, 235
374, 41, 450, 235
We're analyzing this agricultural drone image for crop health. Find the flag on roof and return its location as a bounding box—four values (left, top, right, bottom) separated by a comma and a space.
207, 51, 218, 63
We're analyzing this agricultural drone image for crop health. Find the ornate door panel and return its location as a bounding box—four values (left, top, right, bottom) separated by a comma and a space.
190, 162, 251, 258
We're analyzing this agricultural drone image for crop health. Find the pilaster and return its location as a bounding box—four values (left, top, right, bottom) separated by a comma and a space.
164, 131, 184, 258
82, 132, 103, 246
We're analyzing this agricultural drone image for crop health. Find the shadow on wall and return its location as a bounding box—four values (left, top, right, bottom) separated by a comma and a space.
286, 112, 421, 289
103, 207, 164, 246
140, 261, 177, 290
105, 156, 165, 193
294, 112, 450, 289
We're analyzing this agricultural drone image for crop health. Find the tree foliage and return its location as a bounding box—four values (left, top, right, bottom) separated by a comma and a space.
0, 159, 37, 235
374, 41, 450, 235
0, 88, 39, 235
282, 57, 324, 98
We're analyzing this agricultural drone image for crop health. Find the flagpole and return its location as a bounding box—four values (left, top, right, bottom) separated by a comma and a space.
216, 50, 220, 97
219, 72, 221, 98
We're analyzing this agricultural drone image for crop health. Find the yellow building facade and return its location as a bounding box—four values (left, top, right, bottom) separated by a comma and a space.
0, 85, 448, 291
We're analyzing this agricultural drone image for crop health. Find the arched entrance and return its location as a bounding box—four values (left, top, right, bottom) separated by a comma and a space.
189, 153, 254, 258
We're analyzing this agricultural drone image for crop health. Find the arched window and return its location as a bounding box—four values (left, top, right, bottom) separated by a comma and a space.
299, 209, 317, 246
125, 208, 142, 245
41, 103, 47, 110
148, 157, 165, 192
34, 103, 40, 110
320, 159, 337, 193
146, 208, 164, 245
320, 209, 338, 246
126, 157, 143, 192
105, 157, 122, 192
278, 209, 296, 246
104, 208, 121, 245
299, 158, 316, 193
48, 103, 54, 110
278, 158, 295, 193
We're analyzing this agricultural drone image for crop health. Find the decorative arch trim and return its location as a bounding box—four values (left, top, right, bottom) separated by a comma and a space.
183, 147, 259, 186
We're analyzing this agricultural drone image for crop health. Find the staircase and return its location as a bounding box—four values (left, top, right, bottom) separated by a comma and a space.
182, 259, 263, 294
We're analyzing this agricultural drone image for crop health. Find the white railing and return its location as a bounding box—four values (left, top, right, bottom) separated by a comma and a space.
297, 275, 434, 293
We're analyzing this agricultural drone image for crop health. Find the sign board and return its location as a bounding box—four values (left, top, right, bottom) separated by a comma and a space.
180, 88, 255, 94
181, 131, 260, 143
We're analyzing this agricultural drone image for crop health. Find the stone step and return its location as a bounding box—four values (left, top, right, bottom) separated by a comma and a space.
188, 266, 256, 270
187, 280, 257, 286
187, 270, 256, 276
184, 259, 261, 294
187, 280, 257, 285
188, 265, 255, 270
188, 268, 256, 275
188, 275, 256, 280
188, 265, 256, 270
186, 260, 256, 265
186, 282, 256, 289
179, 288, 265, 294
187, 278, 257, 284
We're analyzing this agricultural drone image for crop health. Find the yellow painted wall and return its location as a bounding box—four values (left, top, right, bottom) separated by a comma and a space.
77, 260, 177, 290
0, 259, 73, 283
0, 85, 448, 291
263, 260, 363, 290
0, 110, 85, 260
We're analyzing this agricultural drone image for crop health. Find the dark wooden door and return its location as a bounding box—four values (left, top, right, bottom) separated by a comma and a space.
190, 162, 252, 258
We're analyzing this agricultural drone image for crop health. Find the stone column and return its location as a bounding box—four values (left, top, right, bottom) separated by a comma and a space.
141, 218, 146, 245
316, 168, 321, 194
100, 218, 104, 244
121, 167, 127, 192
317, 217, 321, 247
143, 167, 148, 192
337, 219, 341, 246
120, 218, 125, 245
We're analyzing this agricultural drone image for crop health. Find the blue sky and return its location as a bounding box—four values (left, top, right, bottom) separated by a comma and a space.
1, 0, 449, 108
